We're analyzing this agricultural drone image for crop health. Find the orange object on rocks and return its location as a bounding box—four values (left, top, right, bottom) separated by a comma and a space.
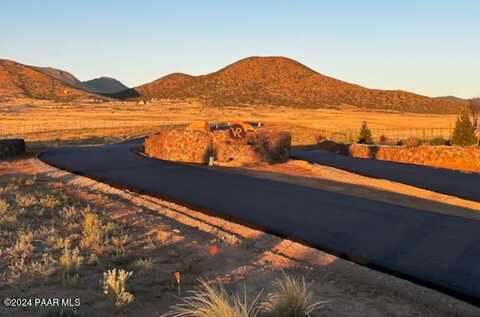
208, 245, 219, 256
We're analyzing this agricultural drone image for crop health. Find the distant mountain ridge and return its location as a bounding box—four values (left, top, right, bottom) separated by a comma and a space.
0, 56, 469, 113
82, 77, 128, 94
34, 66, 88, 91
112, 56, 467, 114
0, 59, 128, 100
34, 67, 128, 94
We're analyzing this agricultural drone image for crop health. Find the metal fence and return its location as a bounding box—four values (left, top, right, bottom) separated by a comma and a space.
0, 120, 189, 146
317, 127, 454, 144
0, 119, 455, 147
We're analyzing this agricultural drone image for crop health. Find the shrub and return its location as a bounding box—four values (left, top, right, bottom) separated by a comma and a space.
59, 247, 83, 274
8, 230, 34, 259
0, 199, 9, 213
28, 253, 57, 278
357, 121, 373, 144
429, 137, 448, 146
80, 212, 103, 249
103, 269, 134, 307
0, 199, 16, 229
261, 273, 324, 317
39, 194, 61, 209
451, 111, 478, 146
8, 253, 56, 281
110, 234, 129, 257
16, 193, 37, 208
86, 253, 98, 266
399, 137, 422, 147
61, 206, 79, 222
162, 279, 261, 317
0, 212, 17, 229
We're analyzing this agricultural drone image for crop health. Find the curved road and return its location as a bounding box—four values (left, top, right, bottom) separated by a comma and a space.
292, 149, 480, 202
39, 142, 480, 306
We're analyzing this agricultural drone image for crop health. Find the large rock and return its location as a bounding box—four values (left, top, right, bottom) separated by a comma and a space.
144, 127, 291, 164
0, 139, 26, 159
145, 129, 214, 163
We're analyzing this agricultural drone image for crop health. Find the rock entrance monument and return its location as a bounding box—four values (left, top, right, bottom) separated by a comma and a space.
144, 121, 291, 165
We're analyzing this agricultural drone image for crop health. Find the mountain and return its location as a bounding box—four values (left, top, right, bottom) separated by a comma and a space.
112, 73, 194, 99
436, 96, 468, 103
82, 77, 128, 94
34, 66, 88, 90
35, 67, 128, 94
114, 56, 467, 114
0, 59, 95, 101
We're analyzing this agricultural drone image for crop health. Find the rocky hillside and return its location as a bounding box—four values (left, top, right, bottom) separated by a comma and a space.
112, 73, 194, 100
0, 59, 95, 101
116, 56, 467, 114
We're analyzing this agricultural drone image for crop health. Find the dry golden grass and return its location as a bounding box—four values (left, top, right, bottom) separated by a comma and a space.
0, 98, 457, 147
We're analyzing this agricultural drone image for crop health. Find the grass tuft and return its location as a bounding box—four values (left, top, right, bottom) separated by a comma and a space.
15, 192, 37, 208
261, 273, 324, 317
0, 199, 17, 229
0, 199, 9, 213
80, 211, 104, 250
59, 247, 84, 274
162, 280, 261, 317
132, 257, 154, 274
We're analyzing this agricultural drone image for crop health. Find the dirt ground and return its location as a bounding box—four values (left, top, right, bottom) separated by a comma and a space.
0, 156, 479, 316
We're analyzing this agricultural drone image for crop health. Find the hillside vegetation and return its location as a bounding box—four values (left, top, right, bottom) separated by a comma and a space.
0, 59, 94, 101
115, 56, 467, 114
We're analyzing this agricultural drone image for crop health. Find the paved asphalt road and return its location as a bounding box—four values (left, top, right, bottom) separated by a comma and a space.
39, 142, 480, 306
292, 149, 480, 202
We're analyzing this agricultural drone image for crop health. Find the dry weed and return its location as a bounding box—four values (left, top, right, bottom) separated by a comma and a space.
103, 269, 134, 307
162, 280, 261, 317
59, 247, 84, 274
261, 273, 324, 317
15, 192, 37, 208
80, 211, 103, 250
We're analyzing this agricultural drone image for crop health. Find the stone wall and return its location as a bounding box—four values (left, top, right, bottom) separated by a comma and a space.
317, 140, 480, 172
144, 128, 291, 165
0, 139, 26, 159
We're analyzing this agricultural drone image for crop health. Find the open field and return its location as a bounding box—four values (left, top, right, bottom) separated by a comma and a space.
1, 156, 479, 316
0, 98, 458, 147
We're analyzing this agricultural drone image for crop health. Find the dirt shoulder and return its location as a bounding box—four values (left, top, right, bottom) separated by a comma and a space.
0, 157, 478, 316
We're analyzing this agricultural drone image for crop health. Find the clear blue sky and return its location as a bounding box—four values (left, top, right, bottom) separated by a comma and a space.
1, 1, 479, 98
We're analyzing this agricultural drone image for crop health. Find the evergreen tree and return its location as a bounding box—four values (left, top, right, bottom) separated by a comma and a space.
451, 111, 478, 146
357, 121, 373, 144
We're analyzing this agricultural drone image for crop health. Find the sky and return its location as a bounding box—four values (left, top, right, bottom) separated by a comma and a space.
1, 1, 479, 98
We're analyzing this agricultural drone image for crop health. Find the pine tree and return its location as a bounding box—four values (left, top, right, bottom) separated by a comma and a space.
357, 121, 373, 144
451, 111, 478, 146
